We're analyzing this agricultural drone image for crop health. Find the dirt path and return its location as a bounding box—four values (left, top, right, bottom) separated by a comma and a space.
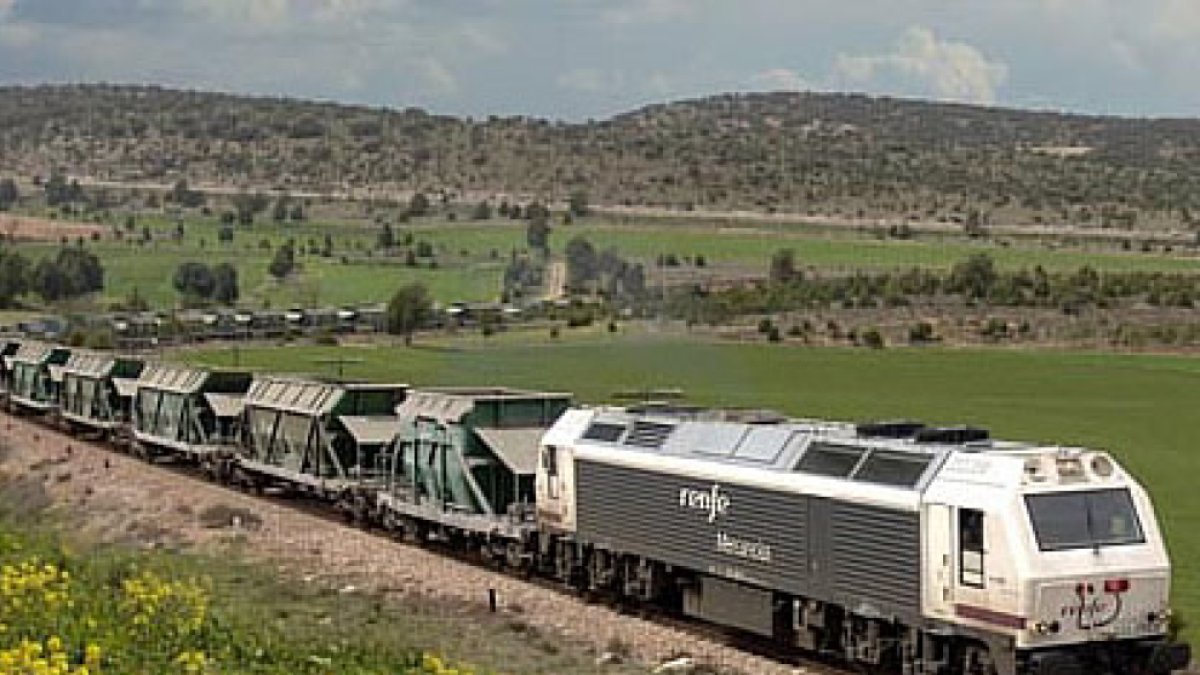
543, 260, 567, 301
0, 214, 105, 242
0, 413, 823, 675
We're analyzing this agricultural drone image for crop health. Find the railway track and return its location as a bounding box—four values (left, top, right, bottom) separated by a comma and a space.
1, 409, 850, 675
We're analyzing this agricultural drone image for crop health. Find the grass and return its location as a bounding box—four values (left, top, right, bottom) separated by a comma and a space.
181, 332, 1200, 642
12, 238, 502, 310
7, 212, 1198, 312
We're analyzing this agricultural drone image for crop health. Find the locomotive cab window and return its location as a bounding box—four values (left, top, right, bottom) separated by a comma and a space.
959, 508, 985, 588
1025, 489, 1144, 552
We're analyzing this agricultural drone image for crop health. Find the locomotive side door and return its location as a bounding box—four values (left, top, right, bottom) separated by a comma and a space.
924, 502, 955, 619
957, 507, 987, 590
535, 444, 572, 531
952, 506, 992, 613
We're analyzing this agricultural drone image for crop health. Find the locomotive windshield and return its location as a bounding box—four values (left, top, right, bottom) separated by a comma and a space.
1025, 488, 1144, 551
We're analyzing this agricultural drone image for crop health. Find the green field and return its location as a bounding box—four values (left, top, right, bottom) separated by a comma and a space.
9, 213, 1199, 310
181, 333, 1200, 639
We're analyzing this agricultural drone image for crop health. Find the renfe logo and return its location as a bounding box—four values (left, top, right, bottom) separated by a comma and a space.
678, 484, 731, 523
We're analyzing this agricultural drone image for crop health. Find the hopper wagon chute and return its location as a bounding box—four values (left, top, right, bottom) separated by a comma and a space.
59, 351, 145, 438
378, 387, 571, 551
131, 363, 251, 467
6, 341, 71, 415
234, 377, 407, 505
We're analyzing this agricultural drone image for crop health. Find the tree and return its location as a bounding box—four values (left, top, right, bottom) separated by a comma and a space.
51, 247, 104, 297
33, 258, 69, 302
0, 178, 18, 211
173, 261, 215, 299
769, 248, 799, 284
212, 263, 239, 304
526, 208, 551, 253
272, 196, 289, 223
29, 248, 100, 302
44, 171, 71, 207
236, 201, 255, 226
233, 192, 268, 226
564, 236, 599, 290
0, 251, 30, 307
568, 190, 590, 218
950, 253, 997, 300
171, 179, 204, 208
268, 241, 296, 279
289, 202, 305, 222
376, 223, 395, 250
217, 225, 235, 244
408, 192, 431, 217
386, 282, 433, 345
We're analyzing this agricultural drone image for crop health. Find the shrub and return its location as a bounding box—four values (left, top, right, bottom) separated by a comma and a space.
861, 328, 885, 349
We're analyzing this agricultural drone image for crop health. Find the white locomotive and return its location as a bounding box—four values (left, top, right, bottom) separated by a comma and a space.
535, 407, 1191, 675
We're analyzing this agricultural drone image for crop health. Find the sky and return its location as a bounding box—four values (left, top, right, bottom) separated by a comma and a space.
1, 0, 1199, 120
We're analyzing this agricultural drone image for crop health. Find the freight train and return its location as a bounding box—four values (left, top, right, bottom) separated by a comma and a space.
0, 338, 1190, 675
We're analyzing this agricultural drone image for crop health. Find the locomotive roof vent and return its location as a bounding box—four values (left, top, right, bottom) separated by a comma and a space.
716, 408, 787, 425
624, 419, 675, 448
856, 420, 926, 439
581, 421, 626, 443
625, 402, 704, 417
914, 426, 990, 445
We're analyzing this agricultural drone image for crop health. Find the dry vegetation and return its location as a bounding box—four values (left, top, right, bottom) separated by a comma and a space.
3, 85, 1200, 232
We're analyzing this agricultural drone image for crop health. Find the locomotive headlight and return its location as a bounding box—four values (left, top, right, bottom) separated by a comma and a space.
1032, 621, 1062, 635
1148, 609, 1173, 627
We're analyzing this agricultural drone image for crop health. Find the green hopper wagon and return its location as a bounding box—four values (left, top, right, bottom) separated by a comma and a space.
236, 377, 407, 499
377, 387, 571, 544
59, 351, 145, 437
131, 363, 252, 464
7, 341, 70, 415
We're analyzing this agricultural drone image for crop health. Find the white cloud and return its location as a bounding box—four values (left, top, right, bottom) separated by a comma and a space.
414, 57, 459, 97
556, 67, 625, 93
182, 0, 293, 28
751, 68, 811, 92
456, 23, 507, 55
602, 0, 692, 26
0, 22, 36, 48
832, 26, 1008, 104
1150, 0, 1200, 42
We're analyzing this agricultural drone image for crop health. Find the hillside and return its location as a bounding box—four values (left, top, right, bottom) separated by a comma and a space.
3, 84, 1200, 231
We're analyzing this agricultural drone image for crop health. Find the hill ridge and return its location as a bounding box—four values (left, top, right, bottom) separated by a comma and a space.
3, 83, 1199, 232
